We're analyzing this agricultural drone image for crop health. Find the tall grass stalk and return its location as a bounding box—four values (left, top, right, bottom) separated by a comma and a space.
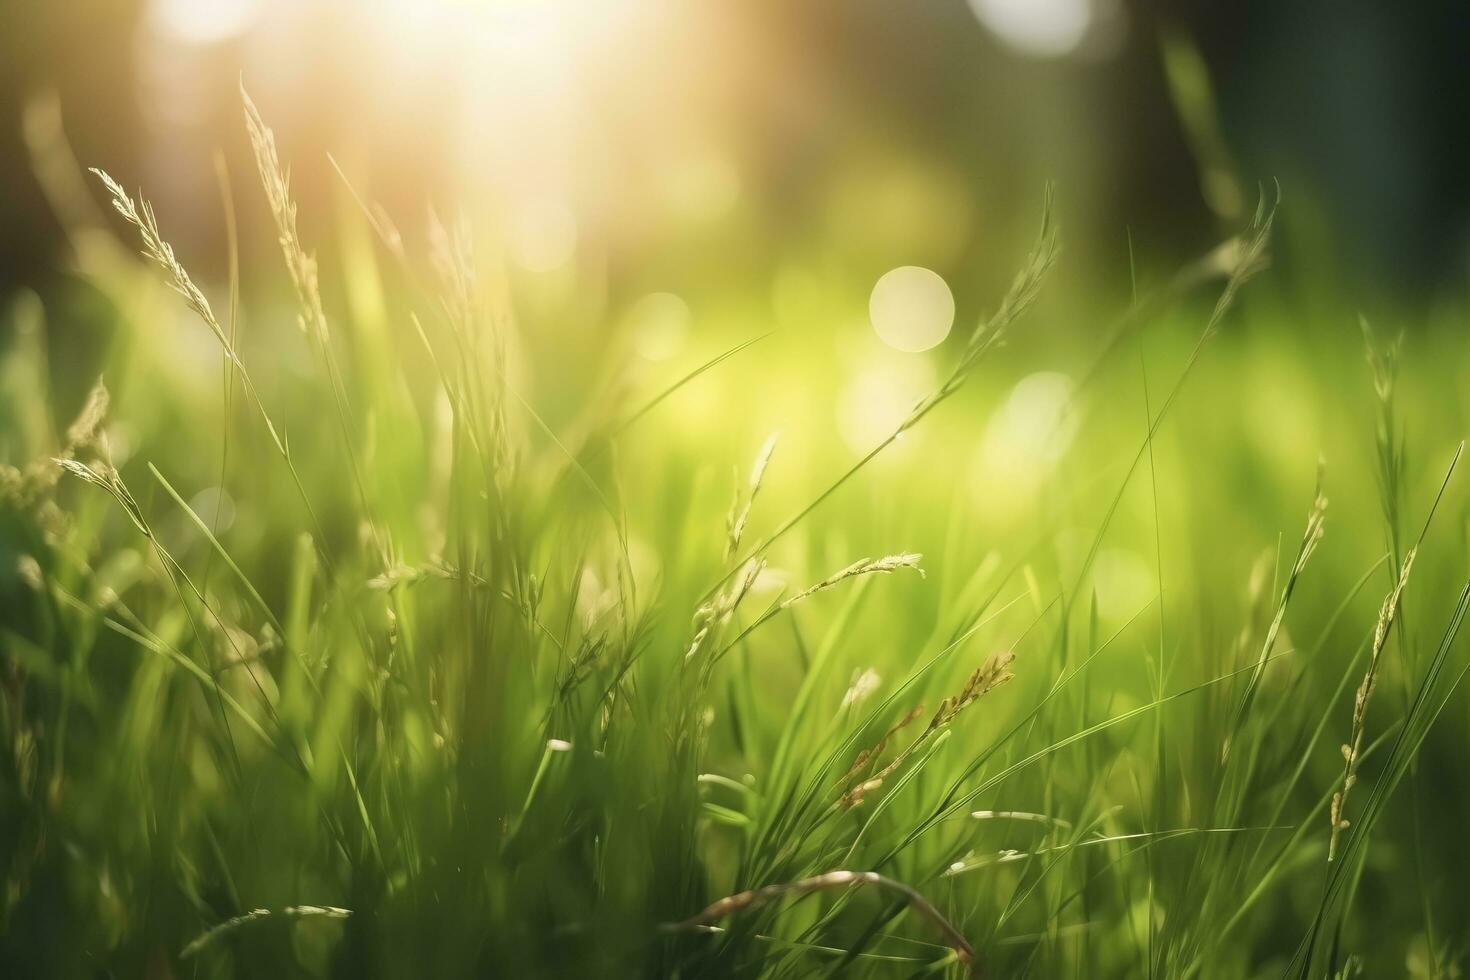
5, 100, 1469, 980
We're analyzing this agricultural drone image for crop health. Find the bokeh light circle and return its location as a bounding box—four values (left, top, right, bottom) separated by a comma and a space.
968, 0, 1093, 58
868, 266, 955, 353
625, 292, 692, 362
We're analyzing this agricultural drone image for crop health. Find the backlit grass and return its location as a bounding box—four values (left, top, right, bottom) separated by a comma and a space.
3, 94, 1470, 979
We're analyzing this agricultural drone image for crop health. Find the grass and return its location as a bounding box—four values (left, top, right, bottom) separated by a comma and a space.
3, 92, 1470, 978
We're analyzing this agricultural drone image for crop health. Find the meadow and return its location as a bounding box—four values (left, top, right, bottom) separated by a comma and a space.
3, 92, 1470, 979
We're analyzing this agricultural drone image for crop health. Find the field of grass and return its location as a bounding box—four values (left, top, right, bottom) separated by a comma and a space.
4, 95, 1470, 979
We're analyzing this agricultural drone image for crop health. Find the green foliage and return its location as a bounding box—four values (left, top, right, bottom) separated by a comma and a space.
3, 97, 1469, 979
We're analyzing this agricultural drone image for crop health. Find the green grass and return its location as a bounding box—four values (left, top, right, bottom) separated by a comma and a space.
4, 96, 1470, 979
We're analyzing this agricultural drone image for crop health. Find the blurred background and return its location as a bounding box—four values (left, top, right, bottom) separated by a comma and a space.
6, 5, 1470, 972
4, 0, 1470, 538
3, 0, 1470, 319
7, 0, 1470, 575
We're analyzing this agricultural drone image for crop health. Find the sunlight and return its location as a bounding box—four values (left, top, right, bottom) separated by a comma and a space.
148, 0, 262, 44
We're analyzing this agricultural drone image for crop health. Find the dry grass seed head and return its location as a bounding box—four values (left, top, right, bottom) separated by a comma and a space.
1329, 546, 1416, 861
841, 649, 1015, 808
242, 85, 327, 340
686, 558, 767, 661
780, 552, 923, 610
726, 431, 779, 559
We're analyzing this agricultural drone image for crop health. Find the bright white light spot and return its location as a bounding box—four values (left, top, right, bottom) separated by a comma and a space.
104, 423, 136, 466
149, 0, 260, 45
869, 266, 955, 353
377, 0, 566, 59
841, 669, 882, 708
968, 0, 1093, 58
981, 372, 1076, 470
971, 372, 1076, 521
751, 565, 790, 596
836, 359, 935, 454
624, 292, 692, 362
509, 198, 578, 273
187, 487, 236, 535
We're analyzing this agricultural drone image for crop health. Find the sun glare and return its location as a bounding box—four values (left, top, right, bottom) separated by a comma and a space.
149, 0, 262, 44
